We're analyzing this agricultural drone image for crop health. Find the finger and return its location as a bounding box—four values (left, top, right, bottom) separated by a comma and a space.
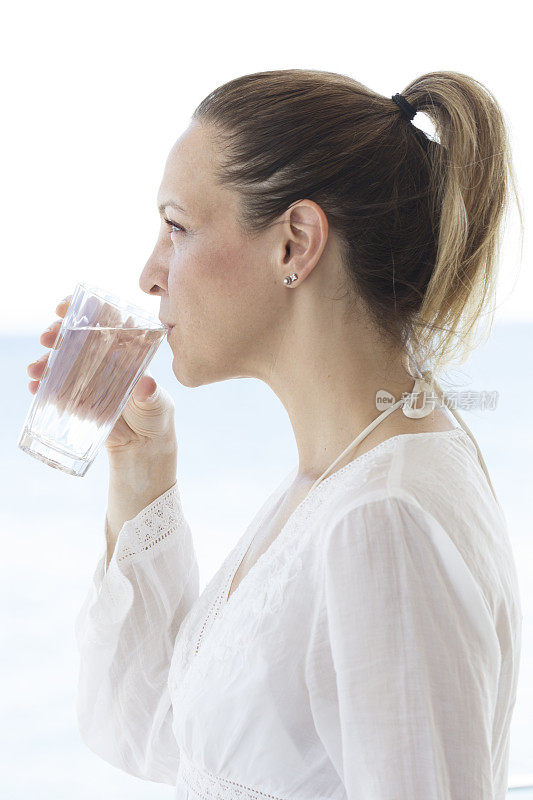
28, 380, 40, 394
27, 353, 49, 378
55, 295, 72, 317
39, 319, 62, 346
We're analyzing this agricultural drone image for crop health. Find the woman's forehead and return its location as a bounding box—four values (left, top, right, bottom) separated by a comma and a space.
160, 134, 241, 226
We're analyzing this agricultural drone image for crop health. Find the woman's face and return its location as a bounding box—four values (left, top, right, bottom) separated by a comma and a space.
139, 120, 287, 388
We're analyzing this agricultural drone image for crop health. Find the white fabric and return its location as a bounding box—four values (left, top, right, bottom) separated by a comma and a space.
74, 427, 522, 799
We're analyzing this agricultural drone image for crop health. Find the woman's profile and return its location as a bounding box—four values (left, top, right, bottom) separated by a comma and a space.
32, 69, 522, 798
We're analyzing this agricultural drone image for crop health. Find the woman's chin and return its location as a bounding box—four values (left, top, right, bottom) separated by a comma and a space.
170, 348, 204, 389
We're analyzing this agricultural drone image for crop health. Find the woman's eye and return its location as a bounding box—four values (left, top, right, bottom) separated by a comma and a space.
164, 218, 185, 237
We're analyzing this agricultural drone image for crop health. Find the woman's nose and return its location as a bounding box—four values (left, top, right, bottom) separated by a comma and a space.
139, 255, 168, 296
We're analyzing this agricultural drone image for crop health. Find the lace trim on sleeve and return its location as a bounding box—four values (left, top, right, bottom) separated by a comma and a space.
178, 747, 289, 800
115, 482, 187, 564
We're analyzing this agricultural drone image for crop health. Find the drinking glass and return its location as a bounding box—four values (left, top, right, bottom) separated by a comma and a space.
18, 281, 169, 477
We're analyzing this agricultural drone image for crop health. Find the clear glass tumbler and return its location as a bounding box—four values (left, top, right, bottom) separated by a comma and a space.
18, 281, 169, 477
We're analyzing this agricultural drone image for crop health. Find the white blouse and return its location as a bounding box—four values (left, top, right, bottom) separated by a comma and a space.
74, 427, 522, 800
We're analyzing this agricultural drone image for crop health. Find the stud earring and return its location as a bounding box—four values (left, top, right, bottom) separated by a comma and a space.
283, 273, 298, 285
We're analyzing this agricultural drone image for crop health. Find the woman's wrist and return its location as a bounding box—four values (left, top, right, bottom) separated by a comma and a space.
106, 440, 178, 543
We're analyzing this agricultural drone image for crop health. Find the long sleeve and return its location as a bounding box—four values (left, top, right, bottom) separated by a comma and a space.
74, 481, 199, 785
305, 493, 501, 800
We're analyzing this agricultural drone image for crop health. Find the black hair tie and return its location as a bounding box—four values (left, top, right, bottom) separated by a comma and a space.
391, 93, 417, 121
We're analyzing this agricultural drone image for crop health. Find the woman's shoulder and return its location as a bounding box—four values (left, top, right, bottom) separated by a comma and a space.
309, 426, 507, 565
310, 427, 516, 618
314, 426, 480, 517
250, 431, 517, 661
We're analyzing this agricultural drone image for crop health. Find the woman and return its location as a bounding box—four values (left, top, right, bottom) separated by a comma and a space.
28, 69, 523, 799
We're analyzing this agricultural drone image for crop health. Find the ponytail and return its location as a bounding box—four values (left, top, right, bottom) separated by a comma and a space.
400, 70, 523, 387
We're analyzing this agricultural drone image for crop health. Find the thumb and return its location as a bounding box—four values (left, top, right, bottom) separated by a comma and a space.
132, 374, 159, 404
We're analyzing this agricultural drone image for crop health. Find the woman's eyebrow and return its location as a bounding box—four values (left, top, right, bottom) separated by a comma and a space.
158, 200, 189, 216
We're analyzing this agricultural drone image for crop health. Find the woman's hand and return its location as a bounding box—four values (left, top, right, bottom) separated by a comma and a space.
26, 295, 177, 455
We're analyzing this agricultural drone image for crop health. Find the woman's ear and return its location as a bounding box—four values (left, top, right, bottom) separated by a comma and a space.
278, 199, 329, 285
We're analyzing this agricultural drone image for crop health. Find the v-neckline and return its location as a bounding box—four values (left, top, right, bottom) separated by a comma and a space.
188, 428, 471, 661
221, 427, 467, 609
223, 464, 298, 604
224, 468, 301, 603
